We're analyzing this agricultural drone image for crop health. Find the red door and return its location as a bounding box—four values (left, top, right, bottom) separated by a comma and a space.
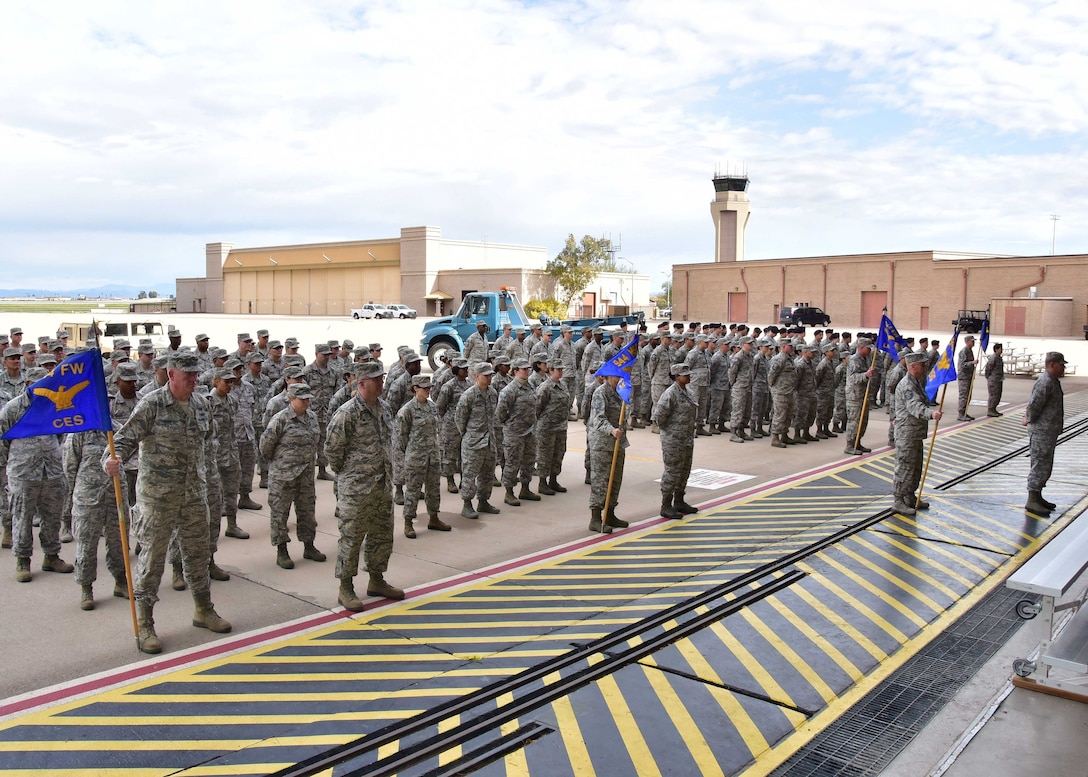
728, 292, 748, 323
860, 291, 888, 329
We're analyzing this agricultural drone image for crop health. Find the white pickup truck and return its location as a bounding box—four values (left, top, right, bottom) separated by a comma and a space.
349, 305, 378, 319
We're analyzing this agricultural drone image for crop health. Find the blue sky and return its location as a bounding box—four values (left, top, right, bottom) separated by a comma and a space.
1, 0, 1086, 292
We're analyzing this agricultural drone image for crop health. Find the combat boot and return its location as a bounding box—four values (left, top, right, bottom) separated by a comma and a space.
338, 579, 365, 612
892, 498, 917, 516
1039, 493, 1057, 510
696, 424, 712, 437
427, 513, 451, 532
816, 427, 829, 439
729, 432, 745, 443
394, 485, 404, 506
549, 475, 567, 493
584, 468, 592, 484
403, 518, 416, 539
589, 507, 612, 533
259, 474, 268, 489
651, 422, 660, 434
674, 493, 698, 515
113, 575, 130, 598
80, 584, 95, 611
519, 484, 541, 501
42, 554, 74, 573
749, 424, 763, 439
782, 432, 797, 445
804, 429, 818, 442
172, 562, 187, 590
632, 417, 646, 429
478, 499, 500, 514
660, 496, 682, 520
446, 476, 459, 494
192, 591, 232, 633
504, 487, 521, 507
825, 424, 838, 438
367, 573, 405, 600
771, 433, 786, 449
857, 443, 872, 453
15, 557, 30, 583
303, 543, 326, 562
461, 499, 479, 519
317, 465, 334, 481
1, 526, 10, 549
224, 517, 250, 540
792, 429, 808, 444
60, 517, 73, 544
208, 557, 231, 581
605, 507, 629, 529
237, 494, 262, 510
137, 604, 161, 654
276, 543, 295, 569
914, 496, 930, 510
740, 428, 753, 441
1025, 491, 1053, 514
537, 477, 556, 496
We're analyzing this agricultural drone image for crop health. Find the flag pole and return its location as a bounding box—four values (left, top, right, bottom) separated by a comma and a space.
965, 340, 979, 418
601, 402, 626, 533
854, 342, 877, 452
916, 384, 947, 509
107, 434, 139, 643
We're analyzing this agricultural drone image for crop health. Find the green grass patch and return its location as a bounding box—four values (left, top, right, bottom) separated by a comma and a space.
0, 302, 131, 314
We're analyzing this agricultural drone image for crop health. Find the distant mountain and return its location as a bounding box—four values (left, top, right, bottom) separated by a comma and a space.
0, 283, 176, 298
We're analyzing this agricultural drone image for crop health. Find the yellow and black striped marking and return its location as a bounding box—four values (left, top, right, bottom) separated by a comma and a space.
1, 400, 1086, 776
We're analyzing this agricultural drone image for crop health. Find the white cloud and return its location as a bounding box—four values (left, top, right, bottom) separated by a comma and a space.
1, 0, 1087, 290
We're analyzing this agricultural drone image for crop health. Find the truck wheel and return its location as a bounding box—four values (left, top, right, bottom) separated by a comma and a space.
427, 342, 454, 371
353, 313, 360, 319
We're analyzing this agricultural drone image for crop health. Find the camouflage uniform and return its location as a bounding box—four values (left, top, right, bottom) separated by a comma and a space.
845, 348, 874, 451
833, 355, 848, 430
396, 396, 441, 525
436, 375, 469, 480
588, 382, 625, 510
956, 341, 977, 419
457, 381, 499, 504
728, 345, 755, 434
207, 387, 238, 549
260, 404, 319, 547
814, 347, 838, 436
0, 392, 67, 563
234, 374, 259, 499
573, 332, 592, 416
505, 336, 530, 362
535, 376, 570, 483
648, 340, 674, 409
684, 340, 712, 429
983, 350, 1004, 415
791, 348, 817, 437
302, 360, 339, 470
551, 334, 577, 414
582, 380, 603, 477
497, 375, 537, 489
653, 378, 697, 499
325, 393, 395, 580
385, 370, 415, 495
884, 359, 907, 447
767, 349, 798, 438
66, 428, 128, 588
1025, 368, 1064, 494
463, 329, 490, 368
893, 370, 939, 507
243, 367, 272, 486
708, 344, 732, 432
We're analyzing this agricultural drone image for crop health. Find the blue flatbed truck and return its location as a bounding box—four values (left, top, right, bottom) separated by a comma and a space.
419, 288, 643, 369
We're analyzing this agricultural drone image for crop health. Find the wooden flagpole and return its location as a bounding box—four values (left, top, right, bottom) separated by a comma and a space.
601, 403, 626, 532
107, 432, 139, 642
916, 384, 948, 509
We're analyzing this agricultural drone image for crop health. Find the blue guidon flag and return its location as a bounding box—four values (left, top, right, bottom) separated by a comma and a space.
980, 311, 990, 353
594, 339, 638, 404
1, 350, 113, 439
876, 313, 910, 361
924, 331, 959, 402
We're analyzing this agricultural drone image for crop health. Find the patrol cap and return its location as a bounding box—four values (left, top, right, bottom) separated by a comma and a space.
738, 335, 754, 345
282, 366, 305, 379
169, 352, 201, 372
57, 330, 70, 339
411, 375, 433, 388
639, 333, 649, 343
493, 355, 511, 366
397, 345, 412, 357
821, 342, 838, 353
115, 362, 139, 381
511, 358, 531, 370
22, 343, 37, 353
353, 347, 371, 360
670, 363, 692, 376
237, 332, 253, 342
1, 347, 18, 360
855, 337, 873, 348
246, 351, 266, 363
287, 382, 314, 399
802, 344, 817, 353
9, 327, 22, 335
168, 326, 181, 336
1046, 351, 1068, 365
530, 322, 542, 330
354, 361, 385, 379
903, 352, 927, 365
918, 337, 929, 344
49, 340, 63, 351
403, 351, 422, 364
137, 343, 155, 355
592, 327, 605, 335
152, 354, 169, 369
110, 349, 128, 362
284, 337, 299, 348
452, 358, 470, 369
195, 333, 210, 342
369, 343, 382, 351
684, 332, 696, 341
963, 334, 975, 342
37, 336, 50, 345
268, 340, 283, 350
211, 347, 228, 360
342, 339, 354, 349
531, 354, 547, 365
327, 339, 340, 349
0, 335, 8, 345
513, 327, 525, 335
24, 367, 48, 383
38, 353, 57, 367
695, 334, 708, 343
582, 325, 593, 333
224, 357, 244, 371
315, 343, 332, 354
256, 329, 270, 338
213, 366, 237, 381
114, 338, 131, 349
560, 324, 573, 334
474, 362, 494, 376
503, 322, 513, 330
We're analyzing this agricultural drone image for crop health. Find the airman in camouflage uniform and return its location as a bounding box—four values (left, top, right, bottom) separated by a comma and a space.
105, 352, 231, 655
708, 336, 732, 435
750, 338, 773, 438
1, 367, 74, 582
653, 363, 698, 519
457, 363, 501, 518
505, 328, 530, 362
844, 338, 875, 455
983, 343, 1004, 417
833, 349, 848, 432
535, 363, 570, 495
436, 359, 470, 494
728, 336, 755, 442
261, 340, 285, 383
684, 335, 712, 435
573, 326, 593, 418
767, 340, 798, 448
792, 343, 818, 443
396, 375, 449, 537
551, 325, 577, 419
386, 352, 422, 506
206, 367, 246, 568
633, 333, 654, 427
1024, 352, 1066, 514
242, 352, 273, 490
463, 321, 490, 370
892, 352, 942, 515
497, 359, 539, 505
260, 382, 324, 570
303, 343, 340, 481
814, 343, 839, 439
956, 334, 978, 421
587, 375, 629, 533
884, 353, 908, 448
325, 361, 402, 612
234, 353, 265, 509
648, 333, 674, 433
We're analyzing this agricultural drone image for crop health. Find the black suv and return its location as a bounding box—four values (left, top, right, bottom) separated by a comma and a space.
780, 306, 831, 326
952, 309, 987, 333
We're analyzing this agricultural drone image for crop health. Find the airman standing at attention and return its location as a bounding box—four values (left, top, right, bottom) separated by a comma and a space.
814, 343, 839, 439
260, 382, 325, 569
767, 339, 797, 448
1023, 352, 1066, 515
983, 342, 1004, 417
534, 362, 570, 496
325, 361, 402, 612
708, 336, 732, 435
587, 374, 630, 534
956, 334, 978, 421
303, 343, 340, 481
727, 335, 755, 442
505, 327, 530, 362
653, 363, 698, 520
463, 321, 490, 370
792, 342, 819, 443
892, 352, 942, 515
494, 323, 514, 354
436, 359, 470, 494
457, 363, 501, 519
648, 332, 674, 433
685, 334, 712, 436
396, 375, 448, 538
551, 325, 578, 420
385, 352, 422, 506
497, 359, 539, 506
844, 337, 875, 455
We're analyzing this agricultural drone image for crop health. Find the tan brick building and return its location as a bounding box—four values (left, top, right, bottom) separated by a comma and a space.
671, 176, 1088, 338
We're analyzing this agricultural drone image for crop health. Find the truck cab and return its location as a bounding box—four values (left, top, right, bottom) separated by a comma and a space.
419, 288, 530, 369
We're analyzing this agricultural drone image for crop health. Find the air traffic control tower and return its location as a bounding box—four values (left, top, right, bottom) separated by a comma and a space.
710, 172, 750, 262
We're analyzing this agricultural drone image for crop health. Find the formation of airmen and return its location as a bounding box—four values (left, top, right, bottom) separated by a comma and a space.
0, 318, 1016, 654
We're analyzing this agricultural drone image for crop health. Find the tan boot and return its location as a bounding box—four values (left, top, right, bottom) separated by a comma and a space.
427, 514, 451, 532
192, 591, 232, 633
80, 584, 95, 611
367, 573, 405, 600
404, 518, 417, 539
171, 562, 187, 591
537, 477, 556, 496
113, 576, 130, 599
1, 526, 11, 549
302, 543, 327, 562
208, 557, 231, 581
42, 554, 74, 573
224, 517, 250, 540
276, 543, 295, 569
15, 557, 31, 583
338, 579, 365, 612
137, 604, 162, 654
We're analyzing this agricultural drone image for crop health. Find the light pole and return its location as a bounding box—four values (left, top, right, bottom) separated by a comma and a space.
617, 258, 635, 315
660, 271, 671, 314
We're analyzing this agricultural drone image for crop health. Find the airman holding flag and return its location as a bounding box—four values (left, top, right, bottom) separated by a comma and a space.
588, 337, 637, 533
892, 352, 943, 515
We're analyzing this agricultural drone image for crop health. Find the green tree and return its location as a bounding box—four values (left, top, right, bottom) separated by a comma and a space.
148, 290, 159, 298
546, 234, 611, 312
137, 291, 147, 299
